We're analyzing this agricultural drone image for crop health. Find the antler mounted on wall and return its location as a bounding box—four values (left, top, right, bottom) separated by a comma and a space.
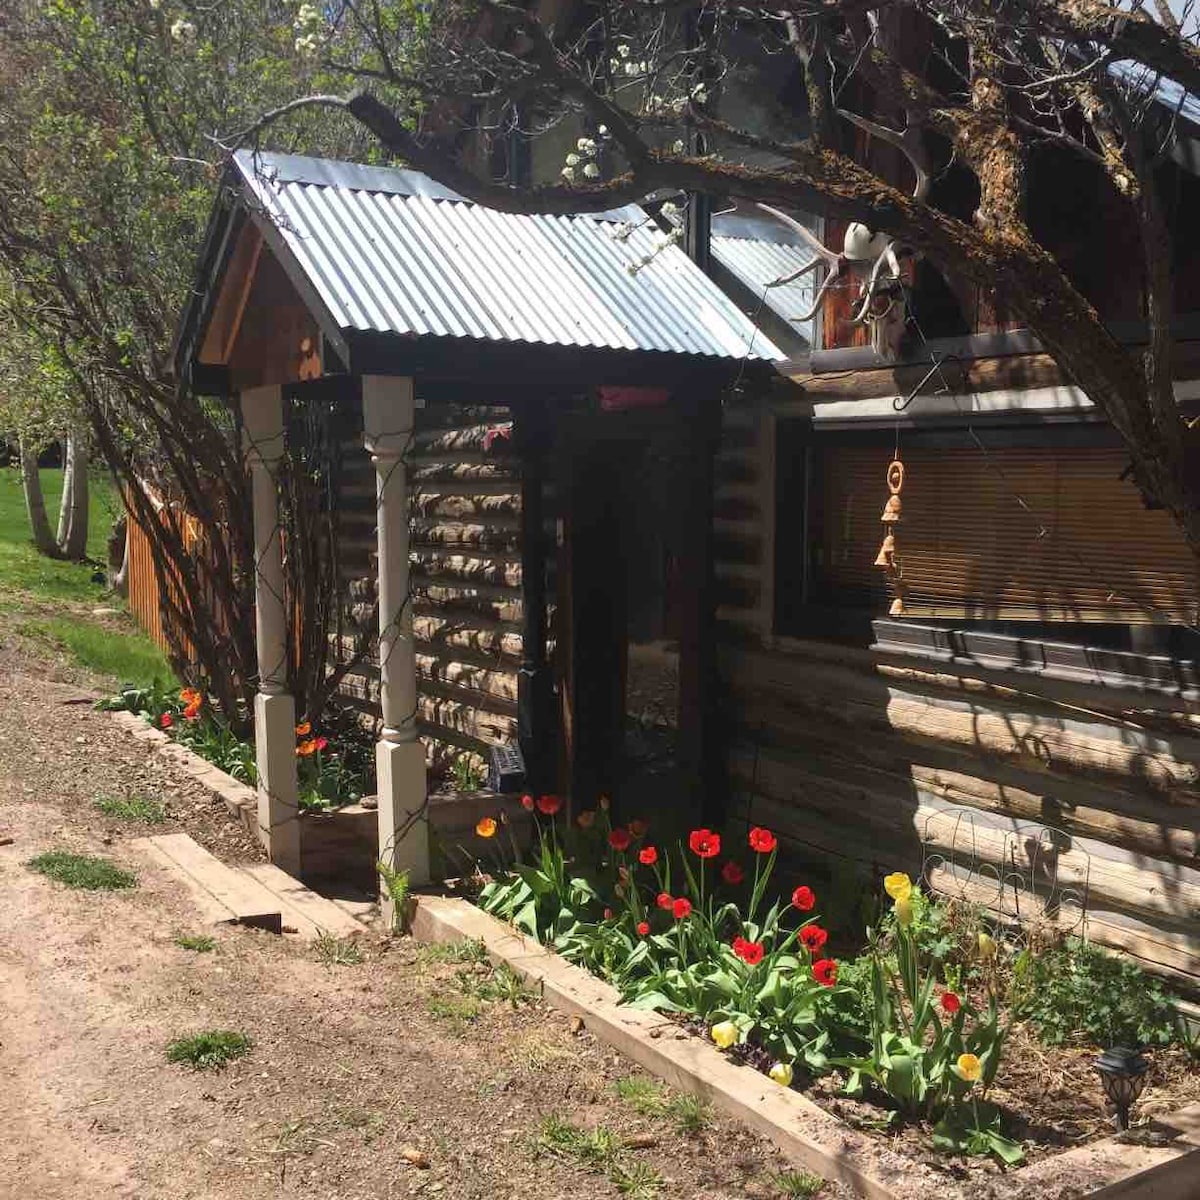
757, 102, 933, 358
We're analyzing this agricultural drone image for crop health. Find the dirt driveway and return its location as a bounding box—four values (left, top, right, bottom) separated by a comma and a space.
0, 649, 822, 1200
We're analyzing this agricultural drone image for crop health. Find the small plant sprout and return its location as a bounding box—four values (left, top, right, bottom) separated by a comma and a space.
417, 937, 488, 967
314, 931, 363, 966
175, 933, 216, 953
773, 1170, 825, 1198
28, 851, 136, 891
94, 793, 167, 823
166, 1030, 250, 1070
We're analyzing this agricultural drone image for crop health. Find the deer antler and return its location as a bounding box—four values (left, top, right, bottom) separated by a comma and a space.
836, 108, 931, 201
756, 203, 840, 265
755, 203, 844, 322
850, 241, 903, 324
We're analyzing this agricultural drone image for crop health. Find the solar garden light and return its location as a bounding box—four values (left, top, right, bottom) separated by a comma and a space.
1094, 1046, 1151, 1131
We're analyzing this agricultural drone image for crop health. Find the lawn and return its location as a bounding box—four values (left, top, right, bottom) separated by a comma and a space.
0, 466, 117, 600
0, 466, 173, 687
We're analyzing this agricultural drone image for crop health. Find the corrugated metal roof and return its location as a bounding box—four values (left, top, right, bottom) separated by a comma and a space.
233, 150, 783, 361
711, 235, 816, 347
1108, 59, 1200, 128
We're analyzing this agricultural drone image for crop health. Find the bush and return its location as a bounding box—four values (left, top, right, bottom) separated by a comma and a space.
1011, 939, 1183, 1048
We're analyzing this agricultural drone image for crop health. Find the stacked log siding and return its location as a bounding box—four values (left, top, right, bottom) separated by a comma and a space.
334, 402, 524, 774
712, 406, 1200, 993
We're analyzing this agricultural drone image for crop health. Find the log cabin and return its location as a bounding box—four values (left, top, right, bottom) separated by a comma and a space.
165, 14, 1200, 986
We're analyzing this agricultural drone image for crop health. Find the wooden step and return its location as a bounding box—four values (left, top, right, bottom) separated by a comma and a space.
131, 833, 282, 933
241, 862, 365, 939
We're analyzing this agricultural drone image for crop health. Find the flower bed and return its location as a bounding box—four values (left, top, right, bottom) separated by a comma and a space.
468, 797, 1199, 1182
97, 681, 372, 811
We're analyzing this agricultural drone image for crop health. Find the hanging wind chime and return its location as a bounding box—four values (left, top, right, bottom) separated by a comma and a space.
875, 458, 906, 615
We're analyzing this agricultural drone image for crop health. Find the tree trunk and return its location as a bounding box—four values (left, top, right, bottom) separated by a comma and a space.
19, 437, 60, 557
58, 428, 90, 561
110, 516, 129, 597
56, 435, 74, 548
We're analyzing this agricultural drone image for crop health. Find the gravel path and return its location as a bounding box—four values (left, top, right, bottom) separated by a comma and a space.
0, 639, 832, 1200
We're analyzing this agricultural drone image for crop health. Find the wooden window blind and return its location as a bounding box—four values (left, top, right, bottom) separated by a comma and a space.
812, 444, 1199, 624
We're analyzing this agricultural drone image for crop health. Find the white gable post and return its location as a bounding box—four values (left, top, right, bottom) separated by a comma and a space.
241, 385, 301, 874
362, 375, 430, 921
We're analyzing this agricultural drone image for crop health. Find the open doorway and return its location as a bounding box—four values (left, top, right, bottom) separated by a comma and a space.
556, 412, 695, 823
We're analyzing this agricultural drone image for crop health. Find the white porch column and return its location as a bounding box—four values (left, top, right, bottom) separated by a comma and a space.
362, 375, 430, 914
242, 385, 301, 874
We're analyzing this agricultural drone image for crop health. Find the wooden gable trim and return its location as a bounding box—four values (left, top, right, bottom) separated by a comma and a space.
198, 222, 263, 366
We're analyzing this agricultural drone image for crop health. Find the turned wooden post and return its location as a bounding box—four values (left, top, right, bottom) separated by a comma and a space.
241, 384, 301, 874
362, 374, 430, 920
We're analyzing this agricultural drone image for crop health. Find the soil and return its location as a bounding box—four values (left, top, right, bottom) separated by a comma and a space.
0, 631, 850, 1200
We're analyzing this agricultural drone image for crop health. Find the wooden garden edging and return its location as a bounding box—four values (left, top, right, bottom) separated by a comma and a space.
410, 894, 1200, 1200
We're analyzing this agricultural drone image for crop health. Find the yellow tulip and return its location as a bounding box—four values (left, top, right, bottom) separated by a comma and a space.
894, 894, 913, 926
952, 1053, 983, 1083
475, 817, 497, 839
977, 931, 998, 960
768, 1062, 794, 1088
710, 1020, 738, 1050
883, 871, 913, 902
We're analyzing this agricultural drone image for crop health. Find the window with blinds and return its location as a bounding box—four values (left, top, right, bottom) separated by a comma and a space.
808, 443, 1199, 625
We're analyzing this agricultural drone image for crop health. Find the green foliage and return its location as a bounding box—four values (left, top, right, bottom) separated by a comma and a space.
1011, 939, 1184, 1049
478, 815, 840, 1074
536, 1115, 662, 1196
426, 992, 482, 1027
166, 1030, 250, 1070
98, 684, 371, 808
536, 1116, 622, 1168
377, 860, 411, 934
93, 793, 167, 823
175, 933, 216, 953
609, 1159, 664, 1198
28, 850, 136, 891
173, 718, 259, 786
831, 877, 1021, 1165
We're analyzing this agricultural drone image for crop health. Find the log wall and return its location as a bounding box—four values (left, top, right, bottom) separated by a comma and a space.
712, 403, 1200, 994
333, 401, 525, 777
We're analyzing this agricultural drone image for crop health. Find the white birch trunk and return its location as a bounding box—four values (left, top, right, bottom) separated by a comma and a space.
57, 429, 90, 561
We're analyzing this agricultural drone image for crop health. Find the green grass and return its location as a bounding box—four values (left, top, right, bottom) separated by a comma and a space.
17, 617, 170, 687
27, 850, 137, 891
772, 1170, 825, 1198
615, 1076, 711, 1134
175, 933, 216, 952
0, 467, 172, 687
426, 993, 483, 1027
93, 793, 168, 823
416, 938, 489, 966
314, 931, 364, 966
0, 467, 117, 600
454, 962, 535, 1007
536, 1117, 662, 1197
166, 1029, 251, 1070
